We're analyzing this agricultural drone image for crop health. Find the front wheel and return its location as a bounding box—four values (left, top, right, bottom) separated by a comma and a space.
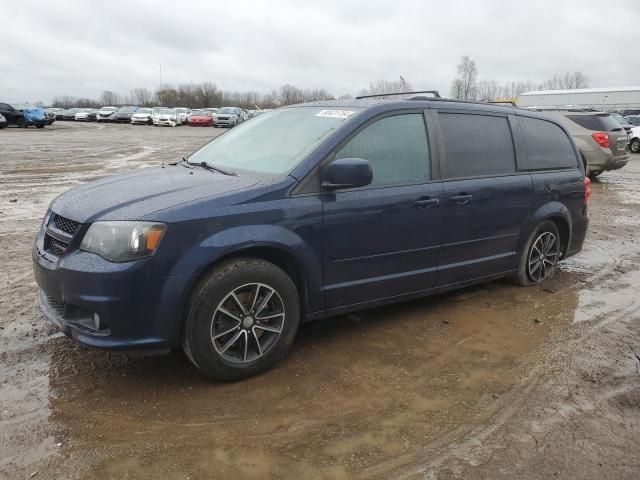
630, 138, 640, 153
183, 258, 300, 381
513, 221, 561, 286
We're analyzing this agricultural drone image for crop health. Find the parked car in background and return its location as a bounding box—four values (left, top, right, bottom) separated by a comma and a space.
213, 107, 244, 128
156, 108, 182, 127
74, 109, 96, 121
44, 110, 56, 125
186, 109, 213, 126
0, 113, 7, 128
114, 106, 139, 123
33, 98, 590, 380
625, 115, 640, 127
0, 103, 46, 127
45, 108, 66, 120
0, 102, 26, 126
544, 111, 629, 178
628, 126, 640, 153
96, 106, 118, 122
130, 107, 154, 125
151, 107, 164, 125
204, 108, 219, 115
611, 113, 634, 136
175, 108, 191, 124
63, 108, 81, 121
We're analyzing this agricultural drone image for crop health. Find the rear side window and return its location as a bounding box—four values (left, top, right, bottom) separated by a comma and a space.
566, 115, 598, 130
594, 114, 624, 132
440, 113, 515, 179
335, 113, 429, 187
519, 117, 577, 170
565, 114, 621, 132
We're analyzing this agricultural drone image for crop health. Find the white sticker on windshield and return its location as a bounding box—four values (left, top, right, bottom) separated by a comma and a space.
315, 110, 355, 119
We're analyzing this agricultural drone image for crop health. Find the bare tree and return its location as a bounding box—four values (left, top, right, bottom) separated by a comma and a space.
450, 55, 478, 100
99, 90, 121, 106
359, 77, 413, 97
476, 80, 500, 102
130, 87, 153, 106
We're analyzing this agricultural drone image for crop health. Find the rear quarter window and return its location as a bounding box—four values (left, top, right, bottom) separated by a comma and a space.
439, 113, 516, 179
593, 114, 624, 132
565, 115, 599, 131
519, 117, 578, 170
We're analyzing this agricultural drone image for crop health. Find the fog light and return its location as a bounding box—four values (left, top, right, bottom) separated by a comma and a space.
93, 313, 101, 330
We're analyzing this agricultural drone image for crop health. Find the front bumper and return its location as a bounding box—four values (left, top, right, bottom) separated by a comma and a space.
33, 227, 190, 351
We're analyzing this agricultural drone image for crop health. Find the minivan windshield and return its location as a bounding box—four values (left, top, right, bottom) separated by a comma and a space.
188, 107, 359, 176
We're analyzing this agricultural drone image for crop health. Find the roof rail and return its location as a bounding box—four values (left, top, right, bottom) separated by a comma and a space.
488, 100, 517, 106
524, 106, 603, 113
355, 90, 441, 100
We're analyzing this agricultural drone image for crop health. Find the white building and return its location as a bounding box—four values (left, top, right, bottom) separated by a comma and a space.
517, 87, 640, 112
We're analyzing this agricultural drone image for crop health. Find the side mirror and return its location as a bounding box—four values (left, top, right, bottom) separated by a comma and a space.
322, 158, 373, 190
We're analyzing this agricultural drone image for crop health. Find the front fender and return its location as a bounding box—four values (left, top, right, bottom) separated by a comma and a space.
168, 223, 322, 314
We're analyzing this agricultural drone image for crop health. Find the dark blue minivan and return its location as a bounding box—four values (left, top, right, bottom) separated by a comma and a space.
33, 97, 589, 380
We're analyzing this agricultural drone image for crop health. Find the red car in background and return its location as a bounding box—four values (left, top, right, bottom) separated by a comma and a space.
186, 110, 213, 126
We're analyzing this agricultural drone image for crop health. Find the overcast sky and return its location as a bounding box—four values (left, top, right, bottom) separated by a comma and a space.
2, 0, 639, 104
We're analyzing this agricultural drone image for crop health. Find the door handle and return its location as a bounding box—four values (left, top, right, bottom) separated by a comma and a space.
414, 197, 440, 209
449, 193, 473, 205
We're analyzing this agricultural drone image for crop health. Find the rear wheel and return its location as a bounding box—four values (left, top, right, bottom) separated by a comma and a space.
513, 221, 561, 286
630, 138, 640, 153
16, 117, 26, 128
183, 258, 300, 381
588, 171, 602, 180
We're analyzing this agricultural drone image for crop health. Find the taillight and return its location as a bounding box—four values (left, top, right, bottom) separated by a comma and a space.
591, 131, 609, 148
584, 176, 591, 206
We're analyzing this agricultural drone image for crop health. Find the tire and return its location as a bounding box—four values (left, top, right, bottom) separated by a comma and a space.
630, 138, 640, 153
588, 171, 602, 180
36, 125, 44, 129
183, 257, 300, 381
16, 117, 26, 128
512, 221, 561, 286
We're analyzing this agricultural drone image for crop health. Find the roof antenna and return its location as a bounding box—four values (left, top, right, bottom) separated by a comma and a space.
160, 64, 165, 168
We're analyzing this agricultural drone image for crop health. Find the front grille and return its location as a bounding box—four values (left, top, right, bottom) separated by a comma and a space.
44, 235, 68, 257
50, 214, 80, 236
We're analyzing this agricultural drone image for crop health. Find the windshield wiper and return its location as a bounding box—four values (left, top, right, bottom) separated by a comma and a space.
170, 157, 236, 176
192, 159, 236, 176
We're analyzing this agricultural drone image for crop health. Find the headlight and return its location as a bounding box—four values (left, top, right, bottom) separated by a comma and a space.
80, 221, 166, 262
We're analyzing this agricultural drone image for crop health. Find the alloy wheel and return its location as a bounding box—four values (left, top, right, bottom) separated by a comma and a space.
527, 231, 559, 282
210, 283, 286, 363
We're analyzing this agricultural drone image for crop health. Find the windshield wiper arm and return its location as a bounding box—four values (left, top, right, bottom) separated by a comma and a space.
193, 161, 236, 176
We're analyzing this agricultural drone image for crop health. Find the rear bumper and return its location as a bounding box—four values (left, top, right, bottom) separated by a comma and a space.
587, 150, 629, 173
566, 212, 589, 258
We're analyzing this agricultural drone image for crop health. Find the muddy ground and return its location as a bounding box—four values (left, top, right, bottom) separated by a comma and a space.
0, 121, 639, 480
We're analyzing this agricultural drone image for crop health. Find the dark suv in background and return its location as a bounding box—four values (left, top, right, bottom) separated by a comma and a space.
33, 97, 589, 381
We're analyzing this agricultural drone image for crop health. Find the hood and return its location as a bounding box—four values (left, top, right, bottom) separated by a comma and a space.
116, 112, 134, 117
98, 111, 116, 115
50, 165, 260, 223
133, 112, 151, 117
215, 112, 238, 117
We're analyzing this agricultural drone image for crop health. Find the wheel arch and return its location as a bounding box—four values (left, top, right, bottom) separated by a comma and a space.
521, 202, 573, 259
176, 242, 315, 345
